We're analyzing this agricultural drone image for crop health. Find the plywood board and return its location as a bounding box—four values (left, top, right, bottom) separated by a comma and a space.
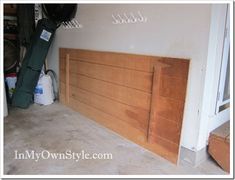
59, 48, 189, 164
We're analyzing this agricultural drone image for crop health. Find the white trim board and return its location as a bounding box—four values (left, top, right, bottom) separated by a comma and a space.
197, 4, 231, 151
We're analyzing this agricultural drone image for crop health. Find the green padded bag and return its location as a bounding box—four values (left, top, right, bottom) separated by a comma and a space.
12, 18, 57, 108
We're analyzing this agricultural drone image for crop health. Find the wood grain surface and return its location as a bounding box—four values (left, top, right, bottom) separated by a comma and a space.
59, 48, 189, 164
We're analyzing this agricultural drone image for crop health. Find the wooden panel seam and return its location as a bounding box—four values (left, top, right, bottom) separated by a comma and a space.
62, 70, 152, 94
69, 85, 149, 131
69, 82, 151, 111
69, 57, 153, 73
69, 60, 153, 93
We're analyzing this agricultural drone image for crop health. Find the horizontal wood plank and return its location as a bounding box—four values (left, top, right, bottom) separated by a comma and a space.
69, 73, 151, 110
147, 134, 179, 155
69, 60, 153, 93
155, 96, 184, 124
158, 58, 189, 79
60, 48, 156, 72
69, 86, 149, 133
148, 116, 181, 144
159, 75, 187, 101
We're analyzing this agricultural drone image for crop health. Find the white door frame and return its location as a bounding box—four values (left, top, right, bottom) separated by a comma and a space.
196, 4, 232, 151
215, 6, 230, 113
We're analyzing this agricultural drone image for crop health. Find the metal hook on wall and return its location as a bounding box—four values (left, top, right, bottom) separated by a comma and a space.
117, 14, 125, 24
111, 11, 147, 25
62, 19, 83, 29
123, 13, 130, 23
112, 14, 120, 24
137, 11, 147, 23
130, 12, 137, 23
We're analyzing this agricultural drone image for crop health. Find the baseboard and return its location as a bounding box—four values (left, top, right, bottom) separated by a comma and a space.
179, 146, 210, 167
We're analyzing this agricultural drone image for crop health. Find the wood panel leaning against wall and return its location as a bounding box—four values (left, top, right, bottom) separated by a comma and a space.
59, 48, 190, 164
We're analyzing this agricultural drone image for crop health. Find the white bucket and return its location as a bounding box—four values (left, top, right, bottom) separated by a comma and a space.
34, 73, 54, 105
4, 83, 8, 117
5, 73, 17, 98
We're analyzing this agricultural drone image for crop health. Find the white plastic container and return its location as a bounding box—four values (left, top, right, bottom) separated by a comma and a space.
5, 73, 17, 98
4, 83, 8, 117
34, 73, 54, 105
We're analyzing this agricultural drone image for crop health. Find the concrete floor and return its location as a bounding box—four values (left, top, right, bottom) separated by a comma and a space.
4, 102, 227, 175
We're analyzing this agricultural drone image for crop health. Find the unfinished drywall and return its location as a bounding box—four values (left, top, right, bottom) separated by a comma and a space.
46, 4, 212, 152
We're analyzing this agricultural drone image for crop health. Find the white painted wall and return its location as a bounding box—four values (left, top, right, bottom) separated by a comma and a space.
46, 4, 212, 151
